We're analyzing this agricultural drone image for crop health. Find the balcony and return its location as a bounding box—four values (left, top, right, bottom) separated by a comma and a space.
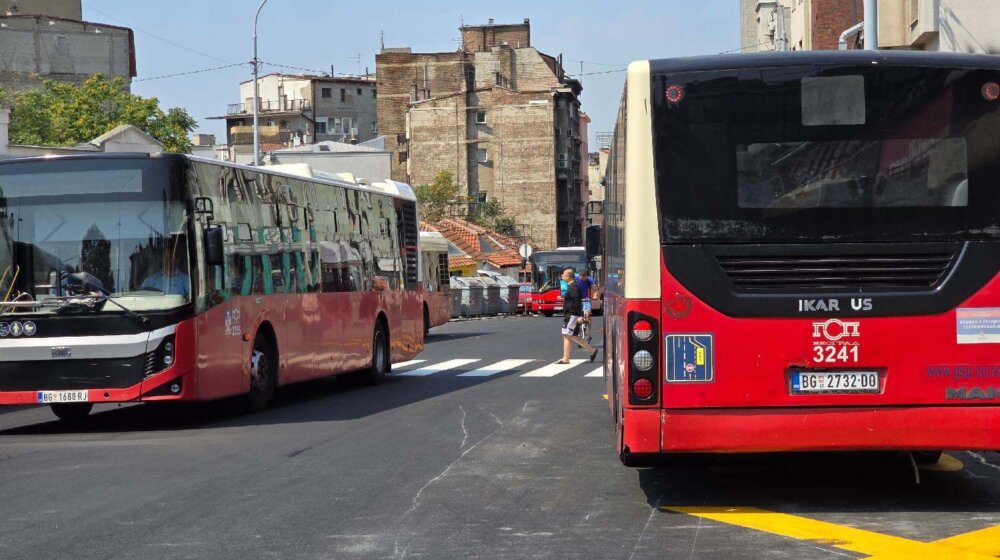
226, 98, 312, 115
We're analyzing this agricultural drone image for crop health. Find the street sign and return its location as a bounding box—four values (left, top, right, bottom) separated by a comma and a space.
519, 244, 533, 259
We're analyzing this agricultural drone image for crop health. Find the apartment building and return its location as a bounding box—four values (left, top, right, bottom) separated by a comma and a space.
212, 73, 377, 164
376, 19, 585, 250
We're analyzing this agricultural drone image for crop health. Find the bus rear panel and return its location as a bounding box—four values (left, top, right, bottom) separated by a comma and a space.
605, 52, 1000, 460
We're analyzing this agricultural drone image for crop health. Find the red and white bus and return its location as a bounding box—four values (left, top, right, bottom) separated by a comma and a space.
0, 154, 424, 420
419, 231, 451, 333
599, 51, 1000, 465
526, 247, 590, 316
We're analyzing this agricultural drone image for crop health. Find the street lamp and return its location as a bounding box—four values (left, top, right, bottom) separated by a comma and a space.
252, 0, 270, 166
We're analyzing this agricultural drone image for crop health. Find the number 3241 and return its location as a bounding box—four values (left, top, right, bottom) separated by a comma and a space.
813, 345, 858, 363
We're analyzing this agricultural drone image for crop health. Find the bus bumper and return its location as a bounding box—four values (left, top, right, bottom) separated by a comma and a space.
650, 406, 1000, 453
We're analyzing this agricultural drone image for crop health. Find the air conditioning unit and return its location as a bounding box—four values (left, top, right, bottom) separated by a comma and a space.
557, 160, 570, 169
557, 153, 570, 162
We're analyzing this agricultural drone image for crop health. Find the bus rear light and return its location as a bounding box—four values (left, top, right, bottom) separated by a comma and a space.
665, 85, 686, 103
632, 378, 654, 400
632, 320, 654, 341
983, 82, 1000, 101
632, 350, 654, 371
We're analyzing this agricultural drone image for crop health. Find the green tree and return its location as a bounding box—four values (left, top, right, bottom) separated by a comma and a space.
5, 74, 196, 153
414, 170, 459, 222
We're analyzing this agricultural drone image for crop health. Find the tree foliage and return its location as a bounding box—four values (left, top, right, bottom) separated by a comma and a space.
414, 170, 460, 222
3, 74, 196, 153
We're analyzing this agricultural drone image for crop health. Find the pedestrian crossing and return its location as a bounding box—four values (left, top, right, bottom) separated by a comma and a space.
389, 357, 604, 379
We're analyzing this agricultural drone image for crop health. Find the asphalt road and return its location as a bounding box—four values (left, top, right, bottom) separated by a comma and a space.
2, 315, 1000, 559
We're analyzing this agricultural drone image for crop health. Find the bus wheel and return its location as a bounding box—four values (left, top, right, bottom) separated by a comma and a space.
363, 321, 390, 385
913, 451, 943, 465
51, 403, 93, 422
247, 336, 275, 412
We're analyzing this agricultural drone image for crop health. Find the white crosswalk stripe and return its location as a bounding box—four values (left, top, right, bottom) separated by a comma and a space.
584, 367, 604, 378
392, 360, 426, 369
390, 358, 480, 377
458, 359, 535, 377
520, 359, 587, 377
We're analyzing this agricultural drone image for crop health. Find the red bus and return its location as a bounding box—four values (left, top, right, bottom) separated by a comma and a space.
419, 231, 451, 333
599, 51, 1000, 465
526, 247, 590, 316
0, 154, 424, 421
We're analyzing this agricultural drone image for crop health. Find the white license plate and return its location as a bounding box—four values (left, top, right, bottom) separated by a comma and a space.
791, 371, 880, 394
36, 390, 89, 404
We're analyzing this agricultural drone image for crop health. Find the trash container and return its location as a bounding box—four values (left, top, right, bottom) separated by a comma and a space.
475, 277, 502, 316
480, 274, 520, 314
451, 277, 484, 317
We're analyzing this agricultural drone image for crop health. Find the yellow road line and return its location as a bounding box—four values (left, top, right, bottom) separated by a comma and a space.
925, 525, 1000, 557
664, 507, 997, 560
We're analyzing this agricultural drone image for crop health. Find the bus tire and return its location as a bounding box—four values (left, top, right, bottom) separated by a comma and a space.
363, 319, 390, 385
423, 304, 430, 338
542, 310, 554, 317
50, 403, 93, 422
247, 334, 276, 413
913, 451, 943, 465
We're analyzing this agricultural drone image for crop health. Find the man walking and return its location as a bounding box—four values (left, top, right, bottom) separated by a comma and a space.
557, 268, 598, 364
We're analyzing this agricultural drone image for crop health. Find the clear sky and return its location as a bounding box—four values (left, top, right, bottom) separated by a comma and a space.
81, 0, 738, 145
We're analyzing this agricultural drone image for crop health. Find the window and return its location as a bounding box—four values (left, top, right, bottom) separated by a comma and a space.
476, 111, 487, 124
371, 122, 378, 133
476, 149, 488, 163
316, 119, 327, 134
331, 117, 343, 134
372, 89, 377, 99
357, 88, 362, 95
321, 87, 332, 99
340, 88, 346, 102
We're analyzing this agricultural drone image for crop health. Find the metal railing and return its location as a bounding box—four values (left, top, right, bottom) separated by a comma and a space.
226, 99, 312, 115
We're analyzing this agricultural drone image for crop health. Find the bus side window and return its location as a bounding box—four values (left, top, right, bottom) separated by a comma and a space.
251, 255, 264, 295
265, 253, 284, 294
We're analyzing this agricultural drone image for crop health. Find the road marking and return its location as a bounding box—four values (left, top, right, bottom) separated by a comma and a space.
665, 506, 1000, 560
585, 367, 603, 377
392, 360, 426, 369
391, 359, 480, 377
458, 359, 535, 377
520, 359, 586, 377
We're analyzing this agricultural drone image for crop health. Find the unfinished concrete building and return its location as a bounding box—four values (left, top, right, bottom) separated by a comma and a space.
376, 19, 584, 250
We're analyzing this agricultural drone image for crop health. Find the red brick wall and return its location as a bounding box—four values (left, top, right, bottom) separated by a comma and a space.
812, 0, 864, 50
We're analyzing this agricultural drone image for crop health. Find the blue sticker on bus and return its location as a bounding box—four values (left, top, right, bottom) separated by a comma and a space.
665, 334, 715, 383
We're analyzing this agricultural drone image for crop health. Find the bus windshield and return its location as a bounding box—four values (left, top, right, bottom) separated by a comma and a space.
653, 63, 1000, 243
0, 160, 190, 314
531, 250, 587, 291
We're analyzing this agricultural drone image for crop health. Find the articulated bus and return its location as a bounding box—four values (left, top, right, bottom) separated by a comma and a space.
419, 230, 451, 333
600, 51, 1000, 465
0, 154, 423, 421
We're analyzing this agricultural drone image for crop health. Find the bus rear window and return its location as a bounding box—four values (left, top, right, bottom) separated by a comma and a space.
737, 138, 969, 208
652, 63, 1000, 243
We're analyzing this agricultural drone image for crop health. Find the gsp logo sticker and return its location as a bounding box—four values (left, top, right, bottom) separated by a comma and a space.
665, 334, 714, 383
812, 319, 860, 341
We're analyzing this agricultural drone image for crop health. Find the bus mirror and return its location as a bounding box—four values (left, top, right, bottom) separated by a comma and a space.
204, 226, 225, 267
585, 225, 601, 258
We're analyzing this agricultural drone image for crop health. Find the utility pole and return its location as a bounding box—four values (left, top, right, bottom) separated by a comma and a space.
252, 0, 270, 167
864, 0, 878, 49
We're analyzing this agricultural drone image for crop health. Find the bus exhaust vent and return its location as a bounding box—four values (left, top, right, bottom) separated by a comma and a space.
716, 251, 958, 291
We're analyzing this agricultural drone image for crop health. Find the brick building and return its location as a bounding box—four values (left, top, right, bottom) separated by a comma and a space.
376, 18, 585, 250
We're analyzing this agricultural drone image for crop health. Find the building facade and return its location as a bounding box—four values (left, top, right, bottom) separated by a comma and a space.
212, 73, 377, 164
746, 0, 999, 53
0, 0, 136, 92
879, 0, 1000, 53
376, 19, 585, 250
